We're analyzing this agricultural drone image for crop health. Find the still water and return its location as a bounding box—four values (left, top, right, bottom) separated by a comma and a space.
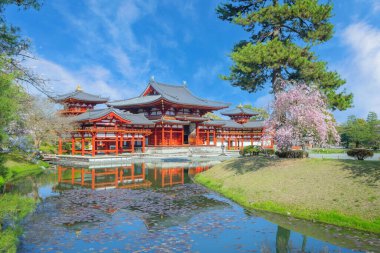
6, 160, 380, 252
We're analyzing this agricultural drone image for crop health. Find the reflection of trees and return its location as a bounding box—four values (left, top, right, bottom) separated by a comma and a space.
301, 235, 307, 253
276, 226, 290, 253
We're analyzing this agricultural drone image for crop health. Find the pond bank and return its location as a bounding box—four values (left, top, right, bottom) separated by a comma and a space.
0, 153, 49, 252
195, 157, 380, 233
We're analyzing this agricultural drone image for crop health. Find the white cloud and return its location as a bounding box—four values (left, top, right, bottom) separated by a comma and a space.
335, 22, 380, 121
253, 94, 273, 110
371, 0, 380, 12
24, 56, 137, 100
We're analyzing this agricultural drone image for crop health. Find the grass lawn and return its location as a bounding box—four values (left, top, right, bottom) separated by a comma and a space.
0, 152, 49, 252
2, 152, 48, 182
0, 194, 36, 253
309, 148, 380, 154
195, 157, 380, 233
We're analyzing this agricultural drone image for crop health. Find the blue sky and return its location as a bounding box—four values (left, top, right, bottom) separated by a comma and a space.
6, 0, 380, 122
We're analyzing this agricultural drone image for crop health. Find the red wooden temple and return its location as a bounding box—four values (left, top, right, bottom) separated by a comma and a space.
54, 80, 273, 156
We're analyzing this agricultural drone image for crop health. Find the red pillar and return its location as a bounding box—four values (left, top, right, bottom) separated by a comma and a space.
81, 134, 85, 156
131, 134, 135, 153
154, 126, 157, 146
120, 134, 124, 154
142, 136, 145, 152
71, 136, 75, 155
91, 134, 96, 157
181, 127, 184, 145
71, 167, 75, 185
206, 129, 210, 146
162, 126, 165, 146
115, 168, 118, 188
81, 168, 85, 186
115, 134, 119, 156
169, 126, 173, 146
91, 169, 95, 190
58, 166, 62, 182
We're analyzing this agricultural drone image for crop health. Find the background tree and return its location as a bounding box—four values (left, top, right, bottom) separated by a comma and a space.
242, 104, 269, 120
266, 81, 339, 150
204, 112, 223, 120
0, 57, 27, 147
0, 0, 48, 94
340, 113, 379, 149
366, 112, 379, 149
217, 0, 352, 110
22, 97, 76, 152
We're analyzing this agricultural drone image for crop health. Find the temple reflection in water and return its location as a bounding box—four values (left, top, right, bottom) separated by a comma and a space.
56, 161, 216, 190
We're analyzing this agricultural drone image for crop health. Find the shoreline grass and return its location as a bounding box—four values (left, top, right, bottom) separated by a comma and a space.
2, 152, 48, 183
0, 152, 48, 253
195, 157, 380, 234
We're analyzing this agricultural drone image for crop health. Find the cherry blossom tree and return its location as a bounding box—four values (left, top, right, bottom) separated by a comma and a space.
266, 80, 340, 151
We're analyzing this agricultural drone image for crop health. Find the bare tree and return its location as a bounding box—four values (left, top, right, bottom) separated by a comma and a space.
21, 96, 76, 151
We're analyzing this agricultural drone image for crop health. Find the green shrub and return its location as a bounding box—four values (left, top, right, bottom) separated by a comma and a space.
240, 145, 260, 156
275, 150, 309, 158
347, 149, 374, 160
261, 149, 275, 156
0, 155, 8, 178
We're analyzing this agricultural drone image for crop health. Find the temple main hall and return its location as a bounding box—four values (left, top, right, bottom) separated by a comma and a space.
54, 79, 273, 156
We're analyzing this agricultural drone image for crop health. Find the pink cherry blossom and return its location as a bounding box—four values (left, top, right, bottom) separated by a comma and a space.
266, 80, 340, 150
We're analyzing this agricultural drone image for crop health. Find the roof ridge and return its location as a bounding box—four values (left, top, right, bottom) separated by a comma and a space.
182, 85, 230, 106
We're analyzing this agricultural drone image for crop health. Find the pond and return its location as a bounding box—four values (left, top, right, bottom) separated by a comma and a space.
6, 160, 380, 252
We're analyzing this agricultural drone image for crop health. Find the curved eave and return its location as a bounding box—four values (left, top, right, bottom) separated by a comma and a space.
221, 112, 258, 117
54, 98, 108, 104
111, 98, 229, 110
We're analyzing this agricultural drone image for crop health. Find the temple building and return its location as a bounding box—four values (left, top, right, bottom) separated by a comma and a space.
54, 79, 273, 156
54, 85, 108, 116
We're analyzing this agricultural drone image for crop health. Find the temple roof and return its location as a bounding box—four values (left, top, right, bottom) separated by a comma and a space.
175, 115, 208, 122
108, 80, 230, 109
204, 119, 265, 129
243, 121, 265, 128
54, 89, 108, 103
221, 106, 258, 116
70, 107, 154, 125
154, 117, 190, 125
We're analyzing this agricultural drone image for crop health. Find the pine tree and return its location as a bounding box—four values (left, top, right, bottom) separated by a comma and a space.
217, 0, 352, 110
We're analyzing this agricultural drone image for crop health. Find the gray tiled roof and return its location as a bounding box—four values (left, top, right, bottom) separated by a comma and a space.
70, 107, 154, 125
221, 107, 258, 116
203, 120, 265, 129
107, 95, 161, 107
108, 81, 230, 109
243, 121, 265, 128
54, 90, 108, 103
154, 117, 190, 125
